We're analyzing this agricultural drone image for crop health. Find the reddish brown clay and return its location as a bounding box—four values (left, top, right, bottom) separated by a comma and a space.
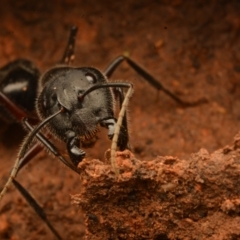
72, 136, 240, 239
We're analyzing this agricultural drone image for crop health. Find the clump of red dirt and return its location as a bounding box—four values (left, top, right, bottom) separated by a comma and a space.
72, 135, 240, 240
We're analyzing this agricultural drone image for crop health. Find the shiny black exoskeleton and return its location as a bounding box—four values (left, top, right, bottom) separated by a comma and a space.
0, 59, 39, 122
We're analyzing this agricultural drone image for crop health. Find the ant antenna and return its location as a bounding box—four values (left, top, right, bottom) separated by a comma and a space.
61, 26, 78, 65
0, 108, 64, 202
110, 84, 133, 176
79, 82, 133, 176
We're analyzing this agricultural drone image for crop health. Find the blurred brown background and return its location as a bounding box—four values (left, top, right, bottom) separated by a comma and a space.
0, 0, 240, 239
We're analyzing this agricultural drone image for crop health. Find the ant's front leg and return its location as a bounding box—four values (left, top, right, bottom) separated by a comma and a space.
65, 130, 85, 166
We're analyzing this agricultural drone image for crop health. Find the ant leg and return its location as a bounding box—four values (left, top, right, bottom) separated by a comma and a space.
12, 179, 62, 240
0, 120, 78, 239
0, 125, 62, 239
60, 26, 78, 65
17, 144, 43, 173
0, 93, 62, 239
23, 119, 80, 173
104, 55, 207, 106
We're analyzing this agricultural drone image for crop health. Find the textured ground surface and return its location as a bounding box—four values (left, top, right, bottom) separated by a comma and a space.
0, 0, 240, 239
73, 140, 240, 239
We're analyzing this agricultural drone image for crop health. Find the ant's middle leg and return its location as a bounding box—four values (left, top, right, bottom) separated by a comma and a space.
104, 55, 208, 106
4, 131, 63, 239
12, 179, 62, 240
60, 26, 78, 65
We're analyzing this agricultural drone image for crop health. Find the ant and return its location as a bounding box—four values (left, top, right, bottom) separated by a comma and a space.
0, 26, 205, 239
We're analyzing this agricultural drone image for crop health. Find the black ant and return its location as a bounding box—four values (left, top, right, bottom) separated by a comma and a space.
0, 26, 205, 239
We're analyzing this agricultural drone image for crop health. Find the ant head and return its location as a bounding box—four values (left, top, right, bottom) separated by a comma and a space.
36, 66, 114, 141
38, 66, 110, 112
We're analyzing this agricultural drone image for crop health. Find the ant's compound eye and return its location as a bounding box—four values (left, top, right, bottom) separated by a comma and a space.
85, 73, 97, 84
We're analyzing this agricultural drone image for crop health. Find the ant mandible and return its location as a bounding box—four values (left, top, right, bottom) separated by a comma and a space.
0, 26, 203, 239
